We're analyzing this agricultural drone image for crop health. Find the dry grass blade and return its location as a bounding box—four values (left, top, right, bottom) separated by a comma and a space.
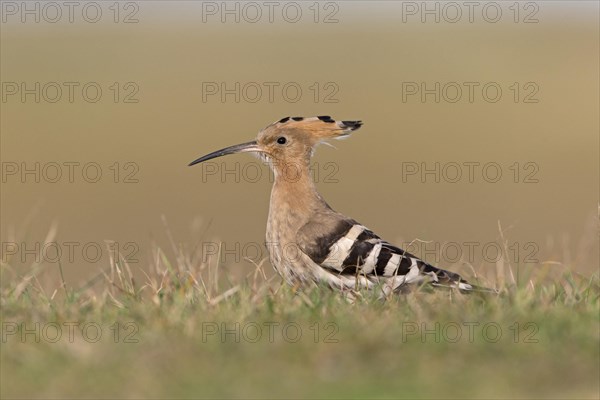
208, 285, 240, 306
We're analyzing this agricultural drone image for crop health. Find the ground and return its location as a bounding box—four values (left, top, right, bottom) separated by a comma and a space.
1, 247, 598, 399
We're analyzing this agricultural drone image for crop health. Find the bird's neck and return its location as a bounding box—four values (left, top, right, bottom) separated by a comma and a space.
269, 158, 330, 222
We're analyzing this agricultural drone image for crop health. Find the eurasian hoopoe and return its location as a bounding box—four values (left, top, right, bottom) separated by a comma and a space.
190, 116, 493, 297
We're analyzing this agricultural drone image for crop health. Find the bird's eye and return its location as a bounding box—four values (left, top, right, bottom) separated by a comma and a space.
277, 137, 287, 145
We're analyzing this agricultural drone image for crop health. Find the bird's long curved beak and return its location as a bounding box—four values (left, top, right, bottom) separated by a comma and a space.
188, 140, 261, 166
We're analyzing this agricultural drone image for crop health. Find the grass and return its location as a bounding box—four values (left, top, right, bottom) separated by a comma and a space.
1, 234, 599, 399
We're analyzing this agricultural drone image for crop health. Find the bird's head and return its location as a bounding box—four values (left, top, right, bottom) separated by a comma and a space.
188, 116, 362, 171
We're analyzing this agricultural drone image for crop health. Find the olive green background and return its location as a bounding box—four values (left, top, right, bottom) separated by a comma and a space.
1, 1, 598, 287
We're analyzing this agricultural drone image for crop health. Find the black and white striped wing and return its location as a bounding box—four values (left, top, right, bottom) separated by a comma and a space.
297, 218, 472, 290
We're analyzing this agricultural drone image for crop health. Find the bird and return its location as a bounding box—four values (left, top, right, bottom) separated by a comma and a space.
189, 116, 494, 298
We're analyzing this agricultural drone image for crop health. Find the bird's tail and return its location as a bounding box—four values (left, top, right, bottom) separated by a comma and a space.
422, 263, 497, 293
432, 281, 499, 293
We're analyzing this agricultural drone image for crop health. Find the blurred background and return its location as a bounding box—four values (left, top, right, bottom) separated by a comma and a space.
1, 1, 598, 289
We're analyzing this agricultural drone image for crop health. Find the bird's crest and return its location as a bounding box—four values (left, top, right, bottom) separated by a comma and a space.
265, 116, 362, 141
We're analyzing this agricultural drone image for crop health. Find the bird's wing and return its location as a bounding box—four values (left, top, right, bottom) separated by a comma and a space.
297, 215, 474, 290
